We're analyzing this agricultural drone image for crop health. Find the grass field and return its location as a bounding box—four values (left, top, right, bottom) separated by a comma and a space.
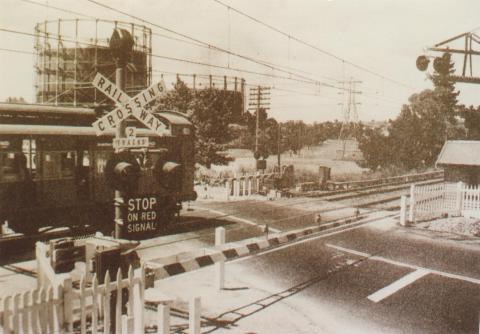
205, 140, 368, 182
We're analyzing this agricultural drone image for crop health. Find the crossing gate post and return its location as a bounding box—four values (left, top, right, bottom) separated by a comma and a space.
157, 304, 170, 334
226, 179, 231, 201
409, 184, 416, 223
456, 181, 463, 216
189, 296, 201, 334
400, 195, 407, 226
215, 227, 226, 290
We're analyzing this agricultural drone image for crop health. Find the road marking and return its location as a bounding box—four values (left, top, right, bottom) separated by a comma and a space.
367, 268, 430, 302
193, 207, 282, 233
326, 243, 480, 286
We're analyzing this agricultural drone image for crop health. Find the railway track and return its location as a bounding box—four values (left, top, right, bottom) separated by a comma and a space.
0, 175, 439, 263
296, 177, 443, 199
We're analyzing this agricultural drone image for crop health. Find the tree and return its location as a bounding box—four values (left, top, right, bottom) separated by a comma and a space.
358, 127, 391, 170
155, 78, 239, 168
462, 105, 480, 139
429, 53, 459, 127
5, 97, 26, 103
358, 52, 462, 171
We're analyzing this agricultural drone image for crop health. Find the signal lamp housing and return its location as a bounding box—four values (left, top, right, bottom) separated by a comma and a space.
105, 151, 140, 193
416, 55, 429, 71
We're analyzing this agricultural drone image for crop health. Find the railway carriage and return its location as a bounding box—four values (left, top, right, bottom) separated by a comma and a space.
0, 103, 196, 235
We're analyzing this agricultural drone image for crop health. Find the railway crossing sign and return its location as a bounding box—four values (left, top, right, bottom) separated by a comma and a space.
91, 73, 170, 136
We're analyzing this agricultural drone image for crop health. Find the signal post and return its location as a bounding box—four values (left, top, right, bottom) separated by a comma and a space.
110, 29, 134, 239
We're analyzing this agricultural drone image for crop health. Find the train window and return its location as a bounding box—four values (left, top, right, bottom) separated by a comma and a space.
42, 153, 57, 178
1, 153, 17, 180
82, 151, 90, 167
95, 151, 108, 175
60, 151, 76, 177
22, 139, 36, 171
0, 152, 30, 181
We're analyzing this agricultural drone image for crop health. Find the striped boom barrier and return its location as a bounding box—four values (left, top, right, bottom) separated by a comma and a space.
146, 214, 370, 281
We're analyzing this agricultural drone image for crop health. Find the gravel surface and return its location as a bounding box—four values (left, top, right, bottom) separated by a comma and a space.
419, 216, 480, 237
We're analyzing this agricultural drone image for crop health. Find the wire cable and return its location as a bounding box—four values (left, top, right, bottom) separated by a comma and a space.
211, 0, 415, 90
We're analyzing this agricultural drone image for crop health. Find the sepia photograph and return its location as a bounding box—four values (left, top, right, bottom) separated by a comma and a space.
0, 0, 479, 333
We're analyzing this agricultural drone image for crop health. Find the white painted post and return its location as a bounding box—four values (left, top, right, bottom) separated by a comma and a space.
63, 277, 73, 333
409, 184, 415, 223
215, 227, 225, 290
226, 179, 231, 201
189, 296, 201, 334
157, 304, 170, 334
456, 181, 463, 216
400, 195, 407, 226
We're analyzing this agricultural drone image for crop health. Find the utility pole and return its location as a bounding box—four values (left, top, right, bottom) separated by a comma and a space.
277, 124, 281, 169
248, 86, 271, 170
109, 28, 134, 239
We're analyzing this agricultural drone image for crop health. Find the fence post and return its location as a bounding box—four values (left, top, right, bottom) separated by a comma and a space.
157, 304, 170, 334
226, 179, 231, 201
400, 195, 407, 226
189, 296, 201, 334
63, 277, 73, 333
409, 184, 415, 223
133, 267, 145, 334
215, 227, 225, 290
456, 181, 463, 216
36, 242, 44, 288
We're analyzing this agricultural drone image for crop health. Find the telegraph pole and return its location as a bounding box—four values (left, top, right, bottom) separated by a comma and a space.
255, 86, 261, 156
248, 86, 271, 170
277, 124, 281, 169
110, 28, 134, 239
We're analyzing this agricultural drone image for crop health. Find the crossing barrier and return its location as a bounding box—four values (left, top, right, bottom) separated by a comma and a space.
145, 214, 367, 281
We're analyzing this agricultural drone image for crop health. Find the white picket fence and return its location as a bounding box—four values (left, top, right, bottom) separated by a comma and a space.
410, 182, 480, 222
197, 172, 279, 201
1, 265, 145, 334
226, 172, 277, 199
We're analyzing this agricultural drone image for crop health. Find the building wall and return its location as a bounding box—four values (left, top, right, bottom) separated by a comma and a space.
443, 165, 480, 185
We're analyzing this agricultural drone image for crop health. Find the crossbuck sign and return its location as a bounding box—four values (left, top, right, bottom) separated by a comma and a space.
91, 73, 171, 136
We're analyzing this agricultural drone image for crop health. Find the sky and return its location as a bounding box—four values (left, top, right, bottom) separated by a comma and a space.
0, 0, 479, 123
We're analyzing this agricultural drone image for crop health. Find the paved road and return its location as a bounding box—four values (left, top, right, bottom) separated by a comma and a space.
220, 217, 480, 333
4, 196, 479, 333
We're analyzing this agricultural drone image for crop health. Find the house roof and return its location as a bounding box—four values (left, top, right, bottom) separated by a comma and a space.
436, 140, 480, 167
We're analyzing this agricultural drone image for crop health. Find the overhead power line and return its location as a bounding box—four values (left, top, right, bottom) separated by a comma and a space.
211, 0, 415, 90
0, 47, 35, 55
82, 0, 342, 87
20, 0, 96, 19
0, 27, 337, 90
20, 0, 341, 87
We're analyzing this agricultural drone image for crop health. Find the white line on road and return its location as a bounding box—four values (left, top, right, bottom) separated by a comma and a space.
367, 268, 430, 302
326, 243, 480, 286
192, 207, 282, 233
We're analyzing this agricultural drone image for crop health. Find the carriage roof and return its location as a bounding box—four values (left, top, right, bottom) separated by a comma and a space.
0, 103, 192, 136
